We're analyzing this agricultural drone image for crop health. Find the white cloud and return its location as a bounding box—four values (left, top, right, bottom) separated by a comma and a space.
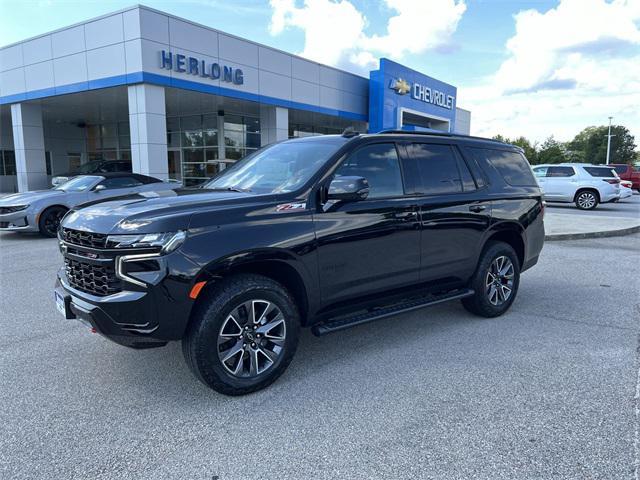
269, 0, 466, 72
462, 0, 640, 143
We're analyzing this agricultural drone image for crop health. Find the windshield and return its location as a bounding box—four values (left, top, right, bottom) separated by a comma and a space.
202, 141, 342, 194
54, 176, 101, 192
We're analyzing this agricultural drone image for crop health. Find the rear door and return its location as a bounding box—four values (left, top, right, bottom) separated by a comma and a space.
403, 142, 491, 283
314, 142, 421, 304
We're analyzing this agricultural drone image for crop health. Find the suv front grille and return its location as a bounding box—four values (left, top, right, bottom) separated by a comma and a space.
64, 258, 122, 296
61, 228, 108, 249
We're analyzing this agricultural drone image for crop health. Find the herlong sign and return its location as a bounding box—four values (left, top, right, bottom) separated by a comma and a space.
160, 50, 244, 85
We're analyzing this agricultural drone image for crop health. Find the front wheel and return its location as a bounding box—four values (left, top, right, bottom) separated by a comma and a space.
182, 274, 300, 395
462, 241, 520, 318
38, 206, 67, 237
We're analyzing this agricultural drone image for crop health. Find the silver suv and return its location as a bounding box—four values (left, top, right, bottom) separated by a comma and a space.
532, 163, 620, 210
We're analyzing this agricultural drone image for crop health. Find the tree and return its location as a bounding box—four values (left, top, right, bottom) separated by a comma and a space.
537, 136, 567, 164
491, 135, 539, 163
511, 136, 539, 164
567, 125, 637, 164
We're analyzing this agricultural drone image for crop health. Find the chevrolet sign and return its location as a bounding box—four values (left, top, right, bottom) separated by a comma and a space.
389, 77, 455, 110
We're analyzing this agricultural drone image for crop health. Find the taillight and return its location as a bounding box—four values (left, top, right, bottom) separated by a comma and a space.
603, 178, 620, 184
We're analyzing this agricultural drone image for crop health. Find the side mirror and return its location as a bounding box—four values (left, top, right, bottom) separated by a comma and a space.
327, 176, 369, 202
93, 184, 106, 192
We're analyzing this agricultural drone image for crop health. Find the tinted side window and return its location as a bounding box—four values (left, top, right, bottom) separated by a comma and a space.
99, 177, 143, 189
470, 148, 537, 186
335, 143, 404, 198
546, 166, 575, 177
613, 165, 628, 174
407, 143, 462, 194
533, 166, 548, 177
584, 166, 616, 178
456, 154, 477, 191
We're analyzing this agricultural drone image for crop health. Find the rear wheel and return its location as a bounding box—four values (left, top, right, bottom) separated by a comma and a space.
38, 206, 67, 237
462, 241, 520, 318
182, 274, 300, 395
575, 190, 599, 210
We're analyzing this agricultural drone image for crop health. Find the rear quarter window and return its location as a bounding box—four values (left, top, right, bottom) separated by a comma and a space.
468, 147, 537, 187
583, 167, 616, 178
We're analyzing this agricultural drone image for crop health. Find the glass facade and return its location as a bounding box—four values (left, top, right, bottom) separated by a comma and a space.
86, 122, 131, 162
166, 112, 260, 186
0, 150, 16, 175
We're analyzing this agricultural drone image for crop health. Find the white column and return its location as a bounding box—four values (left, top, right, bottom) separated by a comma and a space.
128, 84, 168, 180
259, 105, 288, 146
10, 103, 47, 192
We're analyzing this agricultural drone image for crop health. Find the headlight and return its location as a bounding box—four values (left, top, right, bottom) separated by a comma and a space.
0, 205, 29, 214
106, 231, 187, 254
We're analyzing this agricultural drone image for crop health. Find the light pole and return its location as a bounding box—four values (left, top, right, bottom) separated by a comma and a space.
605, 116, 615, 165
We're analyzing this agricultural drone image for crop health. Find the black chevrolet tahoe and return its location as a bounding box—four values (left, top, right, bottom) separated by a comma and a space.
54, 131, 545, 395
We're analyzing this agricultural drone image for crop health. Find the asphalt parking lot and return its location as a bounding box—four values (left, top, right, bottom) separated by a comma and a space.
546, 192, 640, 218
1, 230, 639, 479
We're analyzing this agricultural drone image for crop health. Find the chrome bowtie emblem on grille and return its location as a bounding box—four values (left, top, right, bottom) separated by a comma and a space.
389, 78, 411, 95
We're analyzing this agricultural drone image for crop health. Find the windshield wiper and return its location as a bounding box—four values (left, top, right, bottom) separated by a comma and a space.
206, 186, 251, 193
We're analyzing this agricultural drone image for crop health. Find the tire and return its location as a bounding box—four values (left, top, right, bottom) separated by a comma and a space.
574, 190, 599, 210
182, 274, 300, 396
38, 206, 67, 237
462, 241, 520, 318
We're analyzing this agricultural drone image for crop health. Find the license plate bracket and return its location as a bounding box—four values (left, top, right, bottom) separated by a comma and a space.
54, 292, 74, 319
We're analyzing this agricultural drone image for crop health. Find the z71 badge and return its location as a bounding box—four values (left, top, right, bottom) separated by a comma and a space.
275, 202, 306, 212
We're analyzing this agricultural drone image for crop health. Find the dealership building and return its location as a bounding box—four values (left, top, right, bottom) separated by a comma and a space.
0, 5, 471, 192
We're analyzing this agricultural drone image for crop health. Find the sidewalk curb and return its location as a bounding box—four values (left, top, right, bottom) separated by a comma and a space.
545, 224, 640, 241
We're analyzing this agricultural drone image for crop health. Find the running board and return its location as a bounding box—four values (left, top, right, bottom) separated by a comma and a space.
311, 288, 474, 336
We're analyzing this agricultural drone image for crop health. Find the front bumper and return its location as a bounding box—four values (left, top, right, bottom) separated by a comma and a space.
0, 210, 38, 232
55, 249, 199, 349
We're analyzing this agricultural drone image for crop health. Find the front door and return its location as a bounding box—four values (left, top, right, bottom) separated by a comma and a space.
314, 142, 421, 305
403, 142, 491, 283
543, 166, 577, 201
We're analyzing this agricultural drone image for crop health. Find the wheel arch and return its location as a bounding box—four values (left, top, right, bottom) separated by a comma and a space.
483, 223, 525, 269
38, 203, 69, 216
573, 187, 600, 203
37, 204, 70, 229
192, 252, 312, 326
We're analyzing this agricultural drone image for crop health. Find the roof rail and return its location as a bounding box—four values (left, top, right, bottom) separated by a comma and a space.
377, 129, 508, 145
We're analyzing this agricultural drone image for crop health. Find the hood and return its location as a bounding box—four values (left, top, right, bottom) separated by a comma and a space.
0, 189, 64, 206
61, 188, 263, 234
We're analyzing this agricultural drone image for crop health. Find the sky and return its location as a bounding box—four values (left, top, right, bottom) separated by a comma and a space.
0, 0, 638, 146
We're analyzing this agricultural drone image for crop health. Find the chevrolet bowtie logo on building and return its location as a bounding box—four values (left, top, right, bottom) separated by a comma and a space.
389, 77, 455, 110
389, 78, 411, 95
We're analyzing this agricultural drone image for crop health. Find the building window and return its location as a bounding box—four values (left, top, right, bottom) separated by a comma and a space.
166, 112, 259, 187
0, 150, 16, 175
45, 151, 52, 175
288, 124, 343, 138
85, 122, 130, 163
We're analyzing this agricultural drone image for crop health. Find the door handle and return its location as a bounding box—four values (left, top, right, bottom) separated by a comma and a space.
394, 211, 418, 220
469, 205, 486, 213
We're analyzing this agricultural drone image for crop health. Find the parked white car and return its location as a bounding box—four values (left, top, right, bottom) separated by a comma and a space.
619, 180, 634, 200
0, 173, 181, 237
532, 164, 621, 210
